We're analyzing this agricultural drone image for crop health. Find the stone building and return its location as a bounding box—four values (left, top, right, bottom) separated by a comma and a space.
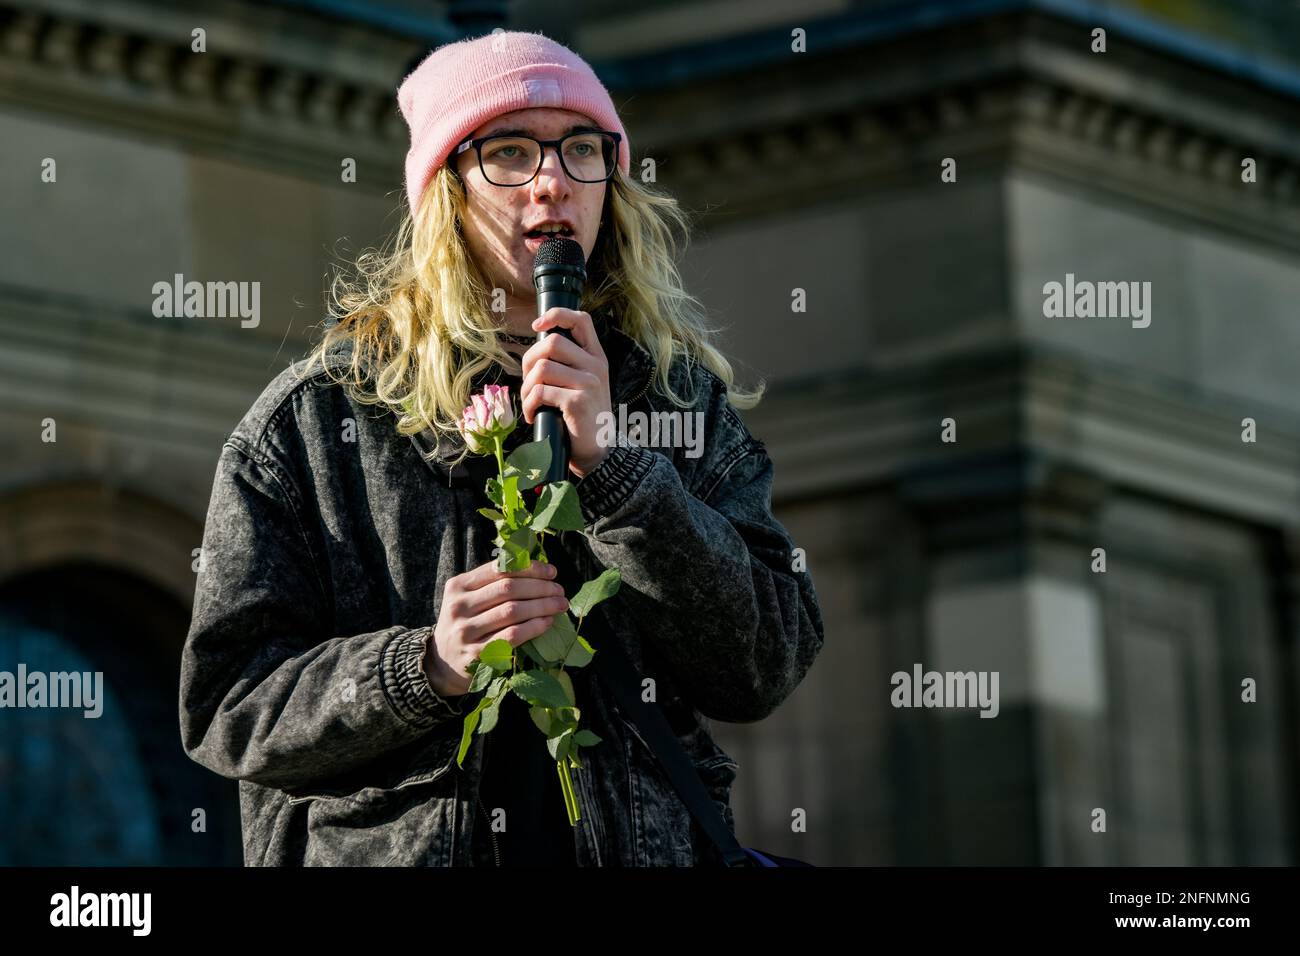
0, 0, 1295, 864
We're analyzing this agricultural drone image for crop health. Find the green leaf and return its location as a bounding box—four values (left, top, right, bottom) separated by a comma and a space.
563, 633, 596, 668
573, 730, 602, 747
530, 612, 578, 664
518, 639, 548, 667
505, 440, 552, 488
568, 568, 621, 619
529, 705, 555, 736
480, 638, 514, 672
457, 696, 490, 767
498, 526, 534, 572
552, 668, 576, 706
478, 678, 508, 734
476, 507, 505, 522
530, 612, 595, 668
468, 659, 496, 693
501, 474, 522, 516
530, 481, 584, 532
549, 705, 580, 732
547, 728, 574, 762
509, 669, 571, 709
488, 474, 524, 525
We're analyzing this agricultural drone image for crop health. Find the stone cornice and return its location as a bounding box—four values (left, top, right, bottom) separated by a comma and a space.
0, 276, 309, 522
750, 341, 1300, 535
0, 279, 295, 451
0, 0, 421, 184
3, 3, 1298, 247
626, 13, 1300, 248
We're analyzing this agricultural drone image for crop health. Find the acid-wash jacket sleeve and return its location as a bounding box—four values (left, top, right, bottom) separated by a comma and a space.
179, 435, 463, 794
574, 373, 825, 723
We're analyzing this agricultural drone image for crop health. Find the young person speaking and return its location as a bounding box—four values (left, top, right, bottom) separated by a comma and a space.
179, 30, 825, 867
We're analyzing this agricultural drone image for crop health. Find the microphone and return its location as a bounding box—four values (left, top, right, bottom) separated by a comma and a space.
532, 236, 587, 484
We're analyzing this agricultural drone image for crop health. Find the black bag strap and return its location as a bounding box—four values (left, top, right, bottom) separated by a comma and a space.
590, 633, 750, 867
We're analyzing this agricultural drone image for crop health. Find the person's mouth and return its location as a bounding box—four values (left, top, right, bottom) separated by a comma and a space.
522, 221, 576, 252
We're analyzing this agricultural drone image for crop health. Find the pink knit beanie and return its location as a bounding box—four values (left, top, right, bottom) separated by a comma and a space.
397, 31, 631, 217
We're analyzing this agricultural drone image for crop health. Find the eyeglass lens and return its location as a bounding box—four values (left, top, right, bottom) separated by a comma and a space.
479, 132, 618, 185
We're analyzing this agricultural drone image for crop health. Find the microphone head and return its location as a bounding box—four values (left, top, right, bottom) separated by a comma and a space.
533, 235, 587, 272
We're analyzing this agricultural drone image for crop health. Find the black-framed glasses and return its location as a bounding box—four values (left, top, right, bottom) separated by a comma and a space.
454, 130, 622, 186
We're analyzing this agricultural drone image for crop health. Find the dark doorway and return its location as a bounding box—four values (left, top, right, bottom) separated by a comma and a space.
0, 562, 241, 865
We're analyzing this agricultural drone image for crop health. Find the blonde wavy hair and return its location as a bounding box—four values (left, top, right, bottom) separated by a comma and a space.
298, 161, 765, 469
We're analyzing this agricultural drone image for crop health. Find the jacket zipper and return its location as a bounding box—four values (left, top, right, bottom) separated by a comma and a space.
476, 794, 502, 866
476, 732, 502, 867
625, 362, 654, 407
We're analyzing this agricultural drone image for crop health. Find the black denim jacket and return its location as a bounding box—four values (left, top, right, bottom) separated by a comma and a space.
178, 317, 826, 865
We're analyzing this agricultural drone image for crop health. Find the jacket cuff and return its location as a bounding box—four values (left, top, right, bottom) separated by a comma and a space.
381, 627, 466, 728
576, 444, 657, 525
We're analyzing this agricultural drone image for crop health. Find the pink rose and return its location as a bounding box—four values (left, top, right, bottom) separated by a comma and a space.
459, 384, 516, 453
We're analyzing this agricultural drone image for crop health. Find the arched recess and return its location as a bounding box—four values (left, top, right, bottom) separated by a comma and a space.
0, 481, 202, 610
0, 481, 241, 864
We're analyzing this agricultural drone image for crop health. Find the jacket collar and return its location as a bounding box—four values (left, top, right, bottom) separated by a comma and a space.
409, 313, 656, 483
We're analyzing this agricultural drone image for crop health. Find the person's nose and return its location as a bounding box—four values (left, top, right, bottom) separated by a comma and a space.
529, 144, 572, 201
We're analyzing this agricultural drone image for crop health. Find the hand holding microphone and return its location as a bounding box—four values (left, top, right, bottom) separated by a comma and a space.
521, 237, 613, 482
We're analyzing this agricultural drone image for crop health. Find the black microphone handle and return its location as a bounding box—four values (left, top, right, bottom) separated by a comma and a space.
534, 285, 581, 484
